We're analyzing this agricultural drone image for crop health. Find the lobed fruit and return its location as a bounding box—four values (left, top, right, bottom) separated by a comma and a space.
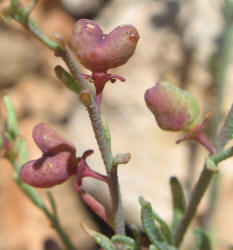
33, 122, 76, 156
20, 152, 77, 188
71, 19, 139, 73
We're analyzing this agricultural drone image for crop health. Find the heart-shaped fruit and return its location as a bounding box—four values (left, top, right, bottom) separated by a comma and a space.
33, 122, 76, 156
20, 152, 77, 188
71, 19, 139, 73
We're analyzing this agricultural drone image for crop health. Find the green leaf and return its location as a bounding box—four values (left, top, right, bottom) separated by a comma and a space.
81, 224, 115, 250
149, 245, 158, 250
216, 104, 233, 150
111, 235, 139, 250
152, 210, 173, 245
194, 229, 212, 250
130, 225, 142, 246
170, 177, 186, 232
3, 95, 19, 140
55, 65, 81, 95
139, 197, 169, 250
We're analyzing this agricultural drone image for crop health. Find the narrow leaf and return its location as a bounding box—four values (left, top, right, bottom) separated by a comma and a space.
170, 177, 186, 232
81, 223, 115, 250
111, 235, 139, 250
216, 104, 233, 150
194, 229, 212, 250
3, 95, 19, 139
55, 65, 81, 95
139, 197, 169, 250
152, 210, 173, 245
149, 245, 158, 250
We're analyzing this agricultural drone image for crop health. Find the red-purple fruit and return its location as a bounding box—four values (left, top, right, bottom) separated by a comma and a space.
145, 81, 200, 132
71, 19, 139, 73
32, 122, 76, 156
20, 123, 77, 188
20, 152, 76, 188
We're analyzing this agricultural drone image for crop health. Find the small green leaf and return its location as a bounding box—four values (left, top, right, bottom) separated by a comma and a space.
216, 104, 233, 150
194, 229, 212, 250
3, 95, 19, 140
81, 223, 115, 250
139, 197, 169, 250
152, 210, 173, 245
111, 235, 139, 250
55, 65, 81, 95
130, 225, 142, 246
170, 177, 186, 232
149, 245, 158, 250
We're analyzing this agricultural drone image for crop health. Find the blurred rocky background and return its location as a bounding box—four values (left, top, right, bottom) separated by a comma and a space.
0, 0, 233, 249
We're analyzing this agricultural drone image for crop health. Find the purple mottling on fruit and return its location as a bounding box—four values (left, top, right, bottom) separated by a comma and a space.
71, 19, 139, 73
145, 81, 200, 132
33, 122, 76, 156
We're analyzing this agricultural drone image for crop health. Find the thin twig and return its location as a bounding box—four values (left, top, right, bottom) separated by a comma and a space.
174, 166, 214, 247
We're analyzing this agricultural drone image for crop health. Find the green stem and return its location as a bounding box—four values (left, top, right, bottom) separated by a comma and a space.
174, 146, 233, 247
7, 1, 126, 235
203, 16, 233, 230
60, 44, 126, 236
174, 166, 214, 247
12, 160, 77, 250
42, 207, 77, 250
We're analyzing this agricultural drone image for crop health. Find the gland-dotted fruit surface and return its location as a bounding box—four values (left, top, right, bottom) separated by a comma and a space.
145, 81, 200, 132
33, 122, 76, 156
20, 152, 77, 188
71, 19, 139, 73
20, 122, 78, 188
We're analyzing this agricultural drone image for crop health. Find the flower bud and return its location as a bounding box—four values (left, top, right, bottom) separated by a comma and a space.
71, 19, 139, 73
20, 152, 76, 188
145, 81, 200, 132
33, 123, 76, 156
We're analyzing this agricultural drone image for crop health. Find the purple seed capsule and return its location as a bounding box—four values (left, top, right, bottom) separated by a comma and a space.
20, 152, 77, 188
33, 123, 76, 156
71, 19, 139, 73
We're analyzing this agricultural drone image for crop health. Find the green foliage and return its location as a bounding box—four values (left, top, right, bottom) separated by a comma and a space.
194, 229, 212, 250
216, 104, 233, 150
111, 235, 139, 250
169, 177, 186, 232
55, 65, 81, 95
3, 95, 19, 140
82, 224, 115, 250
139, 197, 175, 250
152, 210, 173, 245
